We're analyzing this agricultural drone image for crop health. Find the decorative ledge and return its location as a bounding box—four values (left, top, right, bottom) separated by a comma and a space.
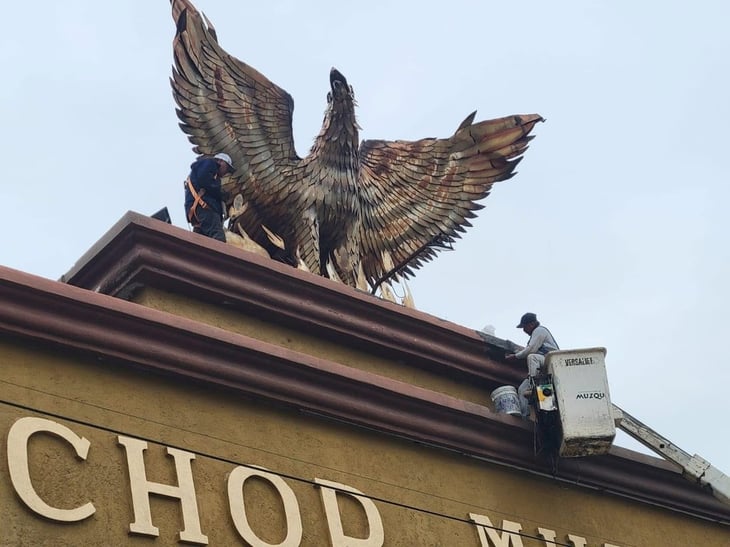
61, 212, 523, 388
0, 242, 728, 523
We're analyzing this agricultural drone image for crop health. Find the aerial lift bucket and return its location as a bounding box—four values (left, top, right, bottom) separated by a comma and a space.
543, 348, 616, 457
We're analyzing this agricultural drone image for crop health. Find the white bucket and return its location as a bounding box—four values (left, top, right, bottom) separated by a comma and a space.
491, 386, 521, 416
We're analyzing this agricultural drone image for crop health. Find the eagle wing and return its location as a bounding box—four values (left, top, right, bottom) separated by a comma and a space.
356, 113, 543, 287
171, 0, 298, 212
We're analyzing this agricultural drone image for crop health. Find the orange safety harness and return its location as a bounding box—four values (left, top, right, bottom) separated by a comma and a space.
185, 177, 207, 227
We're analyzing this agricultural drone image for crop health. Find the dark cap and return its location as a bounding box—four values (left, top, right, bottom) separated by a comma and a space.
516, 312, 537, 328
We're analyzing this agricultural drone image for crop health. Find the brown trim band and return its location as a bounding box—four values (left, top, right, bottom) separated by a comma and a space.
1, 260, 728, 524
61, 212, 524, 387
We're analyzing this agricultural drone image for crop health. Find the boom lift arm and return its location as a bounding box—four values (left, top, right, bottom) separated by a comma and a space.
612, 404, 730, 507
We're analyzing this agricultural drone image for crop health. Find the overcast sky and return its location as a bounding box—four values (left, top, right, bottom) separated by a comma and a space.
2, 1, 729, 478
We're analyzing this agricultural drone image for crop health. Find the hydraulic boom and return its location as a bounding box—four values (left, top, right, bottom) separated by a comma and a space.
613, 404, 730, 507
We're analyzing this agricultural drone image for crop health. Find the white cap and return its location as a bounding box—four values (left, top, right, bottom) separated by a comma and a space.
214, 152, 234, 169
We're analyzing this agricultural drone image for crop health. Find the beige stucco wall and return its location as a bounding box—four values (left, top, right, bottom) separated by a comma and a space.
1, 337, 727, 546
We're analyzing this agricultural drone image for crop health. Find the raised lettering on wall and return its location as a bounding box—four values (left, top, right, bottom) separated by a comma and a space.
315, 478, 385, 547
117, 435, 208, 545
227, 465, 303, 547
469, 513, 525, 547
7, 417, 96, 522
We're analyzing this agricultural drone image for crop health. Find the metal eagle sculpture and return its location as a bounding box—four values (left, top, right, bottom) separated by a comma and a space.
171, 0, 543, 292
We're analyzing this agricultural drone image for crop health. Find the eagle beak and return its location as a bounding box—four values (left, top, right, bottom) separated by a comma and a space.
330, 67, 348, 91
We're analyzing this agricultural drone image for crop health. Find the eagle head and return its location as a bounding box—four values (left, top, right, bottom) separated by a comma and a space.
328, 67, 354, 103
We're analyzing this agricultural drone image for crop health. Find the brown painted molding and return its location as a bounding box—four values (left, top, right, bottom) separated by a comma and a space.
0, 215, 724, 524
1, 265, 728, 524
61, 212, 524, 388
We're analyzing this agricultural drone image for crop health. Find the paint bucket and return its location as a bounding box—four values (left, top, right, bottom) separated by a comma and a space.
490, 386, 521, 416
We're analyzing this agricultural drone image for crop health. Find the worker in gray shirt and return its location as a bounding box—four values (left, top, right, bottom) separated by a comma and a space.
506, 312, 559, 418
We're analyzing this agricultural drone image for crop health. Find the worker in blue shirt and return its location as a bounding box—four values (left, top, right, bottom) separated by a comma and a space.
184, 153, 234, 241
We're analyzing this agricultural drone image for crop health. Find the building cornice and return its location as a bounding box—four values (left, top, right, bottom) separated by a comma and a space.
62, 212, 523, 388
0, 214, 724, 524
